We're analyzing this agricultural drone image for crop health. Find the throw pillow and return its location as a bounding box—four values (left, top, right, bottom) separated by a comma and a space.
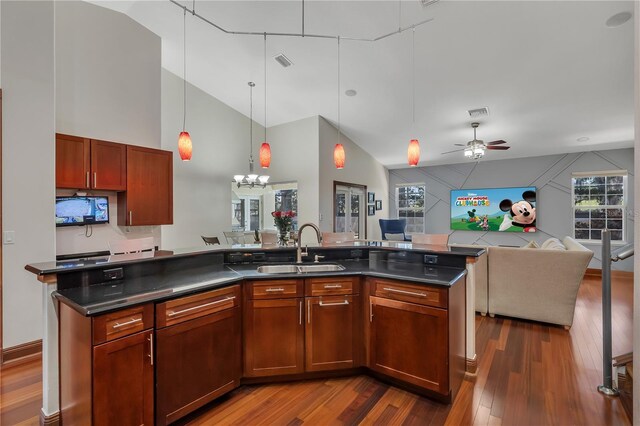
522, 240, 539, 249
541, 237, 566, 250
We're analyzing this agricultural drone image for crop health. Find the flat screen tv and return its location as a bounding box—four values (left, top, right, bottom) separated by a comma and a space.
450, 187, 537, 233
56, 196, 109, 227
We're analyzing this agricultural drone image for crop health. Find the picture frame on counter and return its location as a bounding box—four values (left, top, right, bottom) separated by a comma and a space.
375, 200, 382, 211
368, 192, 375, 203
368, 205, 376, 216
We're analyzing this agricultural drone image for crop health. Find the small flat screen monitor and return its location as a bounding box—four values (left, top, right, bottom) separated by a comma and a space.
56, 196, 109, 227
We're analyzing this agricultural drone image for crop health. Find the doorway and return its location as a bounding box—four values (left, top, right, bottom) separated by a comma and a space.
333, 181, 367, 239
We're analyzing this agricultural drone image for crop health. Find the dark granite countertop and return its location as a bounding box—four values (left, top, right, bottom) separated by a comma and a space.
27, 241, 484, 276
54, 259, 467, 316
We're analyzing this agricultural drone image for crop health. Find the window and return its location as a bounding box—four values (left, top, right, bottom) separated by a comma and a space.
572, 171, 627, 242
396, 184, 425, 234
274, 189, 298, 230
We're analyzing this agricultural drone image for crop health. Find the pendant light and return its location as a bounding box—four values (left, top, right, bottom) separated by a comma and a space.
178, 8, 192, 161
234, 82, 270, 188
407, 26, 420, 167
259, 33, 271, 168
334, 36, 345, 169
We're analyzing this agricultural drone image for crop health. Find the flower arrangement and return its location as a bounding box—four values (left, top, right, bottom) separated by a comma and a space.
272, 210, 296, 245
272, 210, 296, 229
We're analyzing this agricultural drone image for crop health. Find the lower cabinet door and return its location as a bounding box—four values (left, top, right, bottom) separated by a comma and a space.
305, 295, 358, 372
369, 296, 449, 395
244, 298, 304, 377
93, 330, 154, 426
156, 307, 241, 425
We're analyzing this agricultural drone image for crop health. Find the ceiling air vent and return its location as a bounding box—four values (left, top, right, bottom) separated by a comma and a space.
468, 107, 490, 118
419, 0, 440, 8
274, 53, 293, 68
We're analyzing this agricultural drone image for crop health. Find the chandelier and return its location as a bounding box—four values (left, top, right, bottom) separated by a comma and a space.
234, 82, 270, 188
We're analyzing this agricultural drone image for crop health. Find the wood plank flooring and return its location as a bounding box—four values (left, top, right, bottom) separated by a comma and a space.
0, 275, 632, 425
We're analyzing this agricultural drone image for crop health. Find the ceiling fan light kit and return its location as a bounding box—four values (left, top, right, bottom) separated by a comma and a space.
443, 122, 510, 160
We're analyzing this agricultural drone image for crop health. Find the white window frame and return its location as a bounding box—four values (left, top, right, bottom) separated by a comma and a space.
395, 183, 426, 235
571, 170, 627, 245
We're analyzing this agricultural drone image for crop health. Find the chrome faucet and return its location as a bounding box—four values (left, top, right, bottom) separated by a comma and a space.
296, 223, 321, 263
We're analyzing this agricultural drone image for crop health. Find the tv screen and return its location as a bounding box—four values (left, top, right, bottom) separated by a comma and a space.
450, 187, 537, 233
56, 196, 109, 227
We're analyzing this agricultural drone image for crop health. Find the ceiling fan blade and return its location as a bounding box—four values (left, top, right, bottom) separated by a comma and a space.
486, 145, 510, 150
441, 148, 466, 155
486, 140, 507, 145
454, 144, 466, 146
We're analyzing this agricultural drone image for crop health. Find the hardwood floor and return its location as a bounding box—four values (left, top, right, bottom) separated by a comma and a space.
0, 275, 632, 425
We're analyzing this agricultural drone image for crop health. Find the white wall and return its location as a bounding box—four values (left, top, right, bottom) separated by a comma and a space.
318, 117, 389, 240
1, 0, 56, 347
389, 148, 635, 271
161, 69, 265, 249
632, 2, 639, 423
55, 1, 162, 256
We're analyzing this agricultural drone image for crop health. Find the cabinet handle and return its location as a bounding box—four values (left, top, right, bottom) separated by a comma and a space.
148, 332, 153, 366
167, 296, 235, 317
86, 171, 90, 188
265, 287, 285, 292
319, 300, 349, 307
94, 172, 97, 188
323, 284, 343, 289
382, 287, 427, 297
299, 301, 302, 325
129, 211, 133, 225
307, 299, 311, 324
370, 299, 373, 322
112, 317, 142, 329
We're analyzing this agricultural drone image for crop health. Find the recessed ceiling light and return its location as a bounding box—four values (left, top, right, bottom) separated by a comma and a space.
606, 11, 632, 28
274, 53, 293, 68
577, 137, 590, 142
345, 89, 357, 97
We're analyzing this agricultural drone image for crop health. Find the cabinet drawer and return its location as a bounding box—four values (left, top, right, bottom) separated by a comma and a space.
370, 278, 446, 309
156, 285, 240, 328
306, 276, 359, 297
248, 280, 303, 299
92, 304, 154, 345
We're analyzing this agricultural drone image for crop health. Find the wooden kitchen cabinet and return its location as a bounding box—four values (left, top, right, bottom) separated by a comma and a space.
59, 302, 155, 426
56, 133, 90, 189
93, 330, 154, 426
155, 286, 241, 425
56, 134, 126, 190
118, 145, 173, 226
305, 277, 362, 372
367, 276, 466, 401
243, 280, 304, 377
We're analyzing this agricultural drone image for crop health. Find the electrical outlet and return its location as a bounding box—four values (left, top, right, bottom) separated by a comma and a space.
3, 231, 15, 245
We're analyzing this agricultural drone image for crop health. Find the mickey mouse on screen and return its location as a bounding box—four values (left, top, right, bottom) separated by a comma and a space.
498, 190, 536, 232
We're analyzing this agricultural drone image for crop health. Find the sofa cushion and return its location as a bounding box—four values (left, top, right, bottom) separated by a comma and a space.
541, 237, 565, 250
522, 240, 540, 249
386, 233, 406, 241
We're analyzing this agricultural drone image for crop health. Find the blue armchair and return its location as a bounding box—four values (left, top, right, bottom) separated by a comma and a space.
379, 219, 411, 241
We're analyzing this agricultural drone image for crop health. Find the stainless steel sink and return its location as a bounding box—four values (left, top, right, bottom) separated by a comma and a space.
256, 263, 346, 274
297, 264, 345, 273
256, 265, 300, 274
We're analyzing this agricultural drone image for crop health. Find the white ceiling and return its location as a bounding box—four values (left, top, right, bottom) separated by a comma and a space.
90, 0, 635, 168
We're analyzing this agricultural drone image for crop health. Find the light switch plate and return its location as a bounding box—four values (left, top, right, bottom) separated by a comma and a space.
3, 231, 15, 245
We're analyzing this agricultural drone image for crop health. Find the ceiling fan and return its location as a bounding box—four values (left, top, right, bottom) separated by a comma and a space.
441, 122, 510, 160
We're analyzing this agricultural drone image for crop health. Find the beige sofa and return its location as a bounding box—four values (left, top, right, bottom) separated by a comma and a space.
487, 237, 593, 328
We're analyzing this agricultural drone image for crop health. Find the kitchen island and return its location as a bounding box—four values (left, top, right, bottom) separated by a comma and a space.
26, 241, 484, 425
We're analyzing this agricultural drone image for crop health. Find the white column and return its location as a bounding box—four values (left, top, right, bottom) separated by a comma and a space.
41, 279, 59, 418
465, 259, 477, 370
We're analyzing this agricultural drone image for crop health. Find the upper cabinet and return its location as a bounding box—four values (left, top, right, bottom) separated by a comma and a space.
56, 133, 126, 191
56, 134, 90, 189
118, 145, 173, 226
90, 139, 127, 191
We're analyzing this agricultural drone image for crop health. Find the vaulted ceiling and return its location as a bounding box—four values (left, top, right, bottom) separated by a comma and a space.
90, 0, 635, 168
